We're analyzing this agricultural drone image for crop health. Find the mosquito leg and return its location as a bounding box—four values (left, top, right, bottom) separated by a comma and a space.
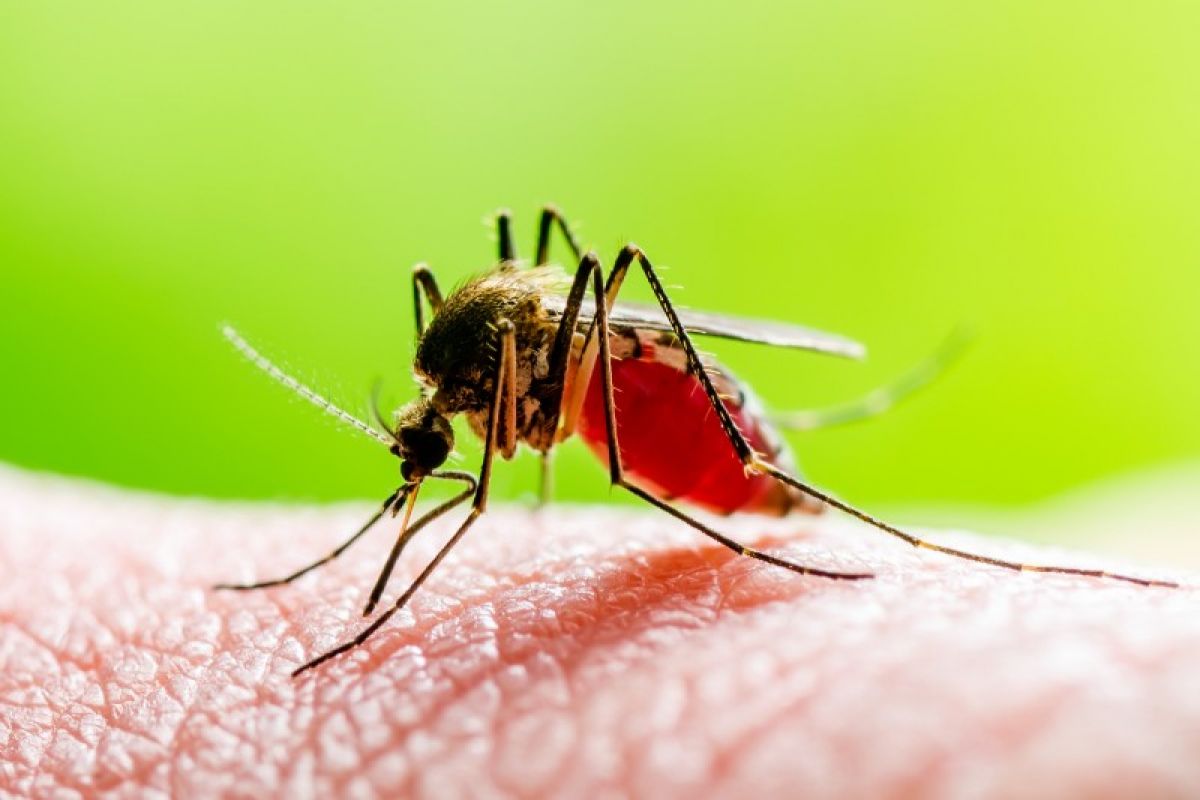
214, 486, 404, 591
535, 204, 582, 266
291, 507, 487, 677
362, 470, 477, 617
411, 263, 444, 338
537, 450, 554, 507
539, 252, 602, 437
622, 484, 870, 579
499, 321, 519, 459
756, 461, 1180, 588
292, 321, 516, 677
496, 208, 516, 263
772, 326, 971, 432
531, 249, 602, 500
576, 255, 871, 581
605, 244, 1179, 589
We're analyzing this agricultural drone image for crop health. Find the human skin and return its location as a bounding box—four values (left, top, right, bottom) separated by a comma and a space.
1, 464, 1199, 799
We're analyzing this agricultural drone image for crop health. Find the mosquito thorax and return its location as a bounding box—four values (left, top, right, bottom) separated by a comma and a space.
413, 269, 555, 411
390, 397, 454, 480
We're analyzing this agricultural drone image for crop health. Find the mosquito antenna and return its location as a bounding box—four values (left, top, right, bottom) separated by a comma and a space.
222, 324, 395, 447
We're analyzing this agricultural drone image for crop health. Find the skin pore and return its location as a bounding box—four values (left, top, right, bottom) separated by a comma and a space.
1, 464, 1197, 798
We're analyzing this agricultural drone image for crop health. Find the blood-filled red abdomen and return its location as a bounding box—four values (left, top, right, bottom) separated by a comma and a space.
576, 355, 807, 516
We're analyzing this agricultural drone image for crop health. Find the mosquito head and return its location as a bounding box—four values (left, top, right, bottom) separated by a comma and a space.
390, 396, 454, 481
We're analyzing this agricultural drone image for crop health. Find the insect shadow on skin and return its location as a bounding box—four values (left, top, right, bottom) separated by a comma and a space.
215, 205, 1181, 678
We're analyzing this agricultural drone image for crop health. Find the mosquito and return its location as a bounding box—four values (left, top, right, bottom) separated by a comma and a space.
217, 206, 1179, 677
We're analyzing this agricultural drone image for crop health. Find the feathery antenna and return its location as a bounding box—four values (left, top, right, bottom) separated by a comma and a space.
221, 324, 395, 446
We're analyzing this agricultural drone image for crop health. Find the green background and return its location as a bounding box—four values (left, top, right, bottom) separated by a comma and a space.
3, 2, 1198, 517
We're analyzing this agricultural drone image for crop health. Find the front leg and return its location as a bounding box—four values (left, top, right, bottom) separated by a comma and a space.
214, 486, 403, 591
292, 319, 521, 676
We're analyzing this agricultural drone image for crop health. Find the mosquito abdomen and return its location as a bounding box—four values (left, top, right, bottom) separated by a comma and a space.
575, 355, 819, 516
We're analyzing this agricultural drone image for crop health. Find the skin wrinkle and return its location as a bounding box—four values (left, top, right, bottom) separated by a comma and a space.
650, 611, 840, 795
374, 518, 841, 793
2, 466, 1200, 798
95, 606, 222, 794
456, 554, 854, 796
1, 630, 106, 795
303, 543, 771, 797
0, 513, 1070, 800
109, 581, 279, 794
720, 640, 1067, 799
739, 578, 1099, 796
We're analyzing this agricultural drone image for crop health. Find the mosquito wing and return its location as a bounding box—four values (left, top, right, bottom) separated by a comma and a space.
544, 296, 866, 359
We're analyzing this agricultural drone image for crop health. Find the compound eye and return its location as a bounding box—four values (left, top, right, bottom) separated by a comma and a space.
399, 424, 452, 472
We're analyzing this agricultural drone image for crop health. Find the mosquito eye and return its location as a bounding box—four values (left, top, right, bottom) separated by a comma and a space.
398, 424, 452, 470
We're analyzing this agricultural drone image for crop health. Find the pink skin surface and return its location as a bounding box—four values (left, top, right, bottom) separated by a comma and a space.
1, 464, 1199, 799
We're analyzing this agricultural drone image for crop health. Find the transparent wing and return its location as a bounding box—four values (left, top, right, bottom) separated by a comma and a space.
543, 295, 866, 359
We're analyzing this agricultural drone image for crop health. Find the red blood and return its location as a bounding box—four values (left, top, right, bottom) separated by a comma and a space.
576, 356, 792, 515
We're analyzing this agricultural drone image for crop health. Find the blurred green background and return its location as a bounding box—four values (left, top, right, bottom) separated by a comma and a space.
2, 1, 1198, 517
